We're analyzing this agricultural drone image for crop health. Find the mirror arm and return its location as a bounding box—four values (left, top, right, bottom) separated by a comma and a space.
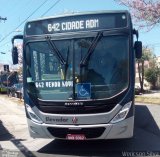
133, 29, 139, 41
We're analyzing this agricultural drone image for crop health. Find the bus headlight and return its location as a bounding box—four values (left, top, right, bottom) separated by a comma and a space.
26, 104, 43, 124
110, 101, 132, 124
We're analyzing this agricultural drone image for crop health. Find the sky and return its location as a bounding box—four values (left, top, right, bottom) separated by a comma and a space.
0, 0, 160, 64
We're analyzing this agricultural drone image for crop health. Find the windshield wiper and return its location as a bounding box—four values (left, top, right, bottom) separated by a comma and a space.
46, 36, 69, 80
64, 47, 69, 80
80, 31, 103, 67
46, 36, 66, 65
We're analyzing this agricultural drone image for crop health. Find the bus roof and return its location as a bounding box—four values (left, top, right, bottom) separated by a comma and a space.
27, 10, 129, 23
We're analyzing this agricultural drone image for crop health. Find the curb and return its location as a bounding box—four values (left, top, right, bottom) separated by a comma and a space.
135, 96, 160, 105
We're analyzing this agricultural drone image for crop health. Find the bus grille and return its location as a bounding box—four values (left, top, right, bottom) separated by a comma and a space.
47, 127, 105, 139
38, 103, 116, 114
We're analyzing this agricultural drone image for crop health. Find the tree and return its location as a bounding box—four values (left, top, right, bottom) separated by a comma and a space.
137, 46, 153, 92
145, 67, 159, 89
116, 0, 160, 29
145, 56, 160, 89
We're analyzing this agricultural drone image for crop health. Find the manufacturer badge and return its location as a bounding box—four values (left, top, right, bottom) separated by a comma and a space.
72, 117, 78, 124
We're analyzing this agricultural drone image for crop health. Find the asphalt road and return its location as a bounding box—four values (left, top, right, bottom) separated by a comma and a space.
0, 94, 160, 157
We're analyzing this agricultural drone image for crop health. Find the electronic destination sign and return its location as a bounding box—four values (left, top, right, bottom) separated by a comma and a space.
25, 12, 128, 36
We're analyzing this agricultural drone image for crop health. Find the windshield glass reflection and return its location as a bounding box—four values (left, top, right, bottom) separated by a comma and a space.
26, 35, 128, 100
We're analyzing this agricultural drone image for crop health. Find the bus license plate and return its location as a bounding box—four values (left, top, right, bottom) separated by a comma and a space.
66, 134, 86, 140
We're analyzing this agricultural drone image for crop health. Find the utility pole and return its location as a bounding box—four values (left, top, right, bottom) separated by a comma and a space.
0, 16, 7, 22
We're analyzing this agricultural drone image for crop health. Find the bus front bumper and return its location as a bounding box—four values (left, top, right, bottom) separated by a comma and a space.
27, 116, 134, 140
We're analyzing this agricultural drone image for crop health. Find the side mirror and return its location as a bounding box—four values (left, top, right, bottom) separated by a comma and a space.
12, 46, 18, 64
134, 41, 142, 59
11, 35, 23, 65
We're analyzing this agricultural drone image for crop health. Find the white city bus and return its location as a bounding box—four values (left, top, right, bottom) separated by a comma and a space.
11, 10, 142, 140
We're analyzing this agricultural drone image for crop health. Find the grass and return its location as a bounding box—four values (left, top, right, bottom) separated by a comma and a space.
135, 95, 160, 104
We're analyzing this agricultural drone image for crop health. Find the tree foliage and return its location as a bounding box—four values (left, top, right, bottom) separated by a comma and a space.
116, 0, 160, 29
137, 46, 153, 92
145, 67, 159, 89
144, 55, 160, 89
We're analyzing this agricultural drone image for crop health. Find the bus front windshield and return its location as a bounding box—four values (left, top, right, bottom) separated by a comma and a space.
26, 35, 129, 101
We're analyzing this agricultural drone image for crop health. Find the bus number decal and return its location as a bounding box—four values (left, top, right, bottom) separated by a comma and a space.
35, 82, 44, 88
48, 23, 60, 32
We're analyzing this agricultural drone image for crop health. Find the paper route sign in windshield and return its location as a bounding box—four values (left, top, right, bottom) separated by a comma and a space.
35, 80, 73, 88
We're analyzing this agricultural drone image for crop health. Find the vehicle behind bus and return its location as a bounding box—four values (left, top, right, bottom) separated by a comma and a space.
11, 11, 142, 140
0, 71, 19, 93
